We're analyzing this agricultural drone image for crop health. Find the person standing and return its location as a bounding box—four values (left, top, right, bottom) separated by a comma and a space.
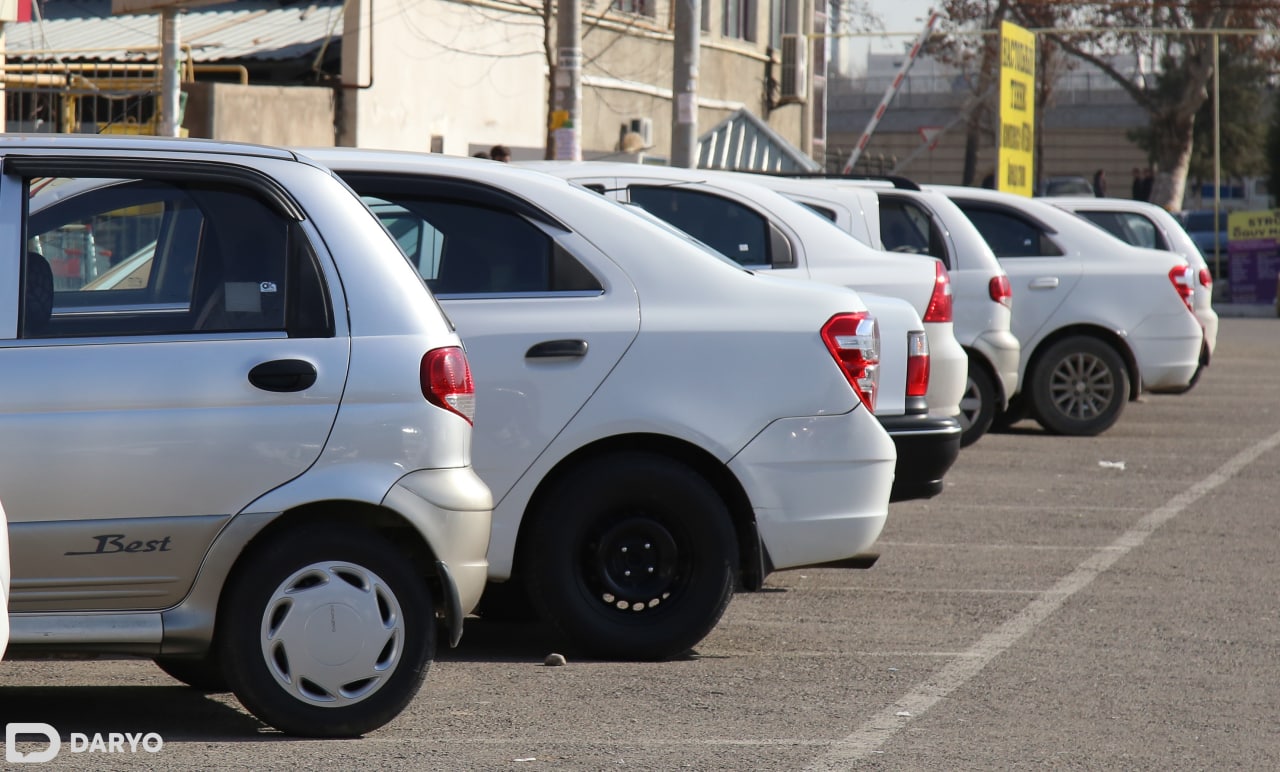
489, 144, 511, 162
1093, 169, 1107, 197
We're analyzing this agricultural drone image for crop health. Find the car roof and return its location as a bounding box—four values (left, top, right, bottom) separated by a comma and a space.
0, 133, 299, 161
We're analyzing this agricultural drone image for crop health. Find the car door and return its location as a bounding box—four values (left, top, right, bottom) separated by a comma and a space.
340, 173, 640, 506
3, 160, 346, 612
952, 199, 1083, 346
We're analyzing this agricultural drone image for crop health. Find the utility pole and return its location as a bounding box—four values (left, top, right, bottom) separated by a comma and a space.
670, 0, 700, 168
552, 0, 582, 160
158, 6, 180, 137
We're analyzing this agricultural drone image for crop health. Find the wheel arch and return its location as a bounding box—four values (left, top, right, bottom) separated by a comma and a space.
513, 434, 766, 592
1026, 324, 1141, 402
161, 502, 451, 657
963, 346, 1007, 407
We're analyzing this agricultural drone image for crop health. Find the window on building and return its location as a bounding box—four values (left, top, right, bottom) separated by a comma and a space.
614, 0, 654, 17
723, 0, 756, 41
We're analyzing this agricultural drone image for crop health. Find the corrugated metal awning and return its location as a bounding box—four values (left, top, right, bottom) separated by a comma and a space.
697, 108, 820, 173
5, 0, 343, 62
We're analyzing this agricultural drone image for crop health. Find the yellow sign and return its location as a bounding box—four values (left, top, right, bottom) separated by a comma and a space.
998, 21, 1035, 197
1227, 209, 1280, 242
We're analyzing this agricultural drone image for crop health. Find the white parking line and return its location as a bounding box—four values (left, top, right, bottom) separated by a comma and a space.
803, 427, 1280, 771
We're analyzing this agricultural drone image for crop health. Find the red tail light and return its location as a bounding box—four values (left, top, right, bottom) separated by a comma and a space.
1198, 267, 1212, 288
1168, 265, 1194, 311
989, 274, 1012, 308
923, 261, 953, 322
821, 312, 880, 412
422, 346, 476, 424
906, 330, 930, 398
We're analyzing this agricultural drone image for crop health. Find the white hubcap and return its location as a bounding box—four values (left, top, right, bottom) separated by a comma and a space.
261, 561, 404, 708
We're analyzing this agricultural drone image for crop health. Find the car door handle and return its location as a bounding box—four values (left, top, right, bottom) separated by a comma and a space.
526, 339, 588, 359
248, 359, 318, 392
1029, 277, 1060, 289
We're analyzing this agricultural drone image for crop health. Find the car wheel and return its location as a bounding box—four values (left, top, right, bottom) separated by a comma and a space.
959, 361, 996, 447
217, 524, 433, 737
1029, 336, 1129, 436
154, 653, 228, 692
523, 451, 738, 661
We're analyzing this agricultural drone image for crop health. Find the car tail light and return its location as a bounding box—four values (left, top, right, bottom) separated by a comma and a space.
989, 274, 1013, 308
923, 261, 953, 323
422, 346, 476, 424
906, 330, 930, 398
1198, 267, 1212, 289
821, 312, 880, 412
1168, 265, 1194, 311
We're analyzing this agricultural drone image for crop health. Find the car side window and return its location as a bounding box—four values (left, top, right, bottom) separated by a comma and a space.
880, 199, 949, 267
1078, 211, 1164, 250
628, 185, 771, 267
24, 176, 329, 339
361, 195, 601, 295
957, 205, 1064, 258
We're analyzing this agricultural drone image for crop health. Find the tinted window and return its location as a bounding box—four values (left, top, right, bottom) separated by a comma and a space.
25, 177, 325, 338
880, 199, 949, 266
361, 195, 601, 295
628, 185, 771, 267
799, 202, 838, 222
955, 204, 1064, 258
1078, 211, 1164, 250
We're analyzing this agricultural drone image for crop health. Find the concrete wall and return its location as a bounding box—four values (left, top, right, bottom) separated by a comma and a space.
183, 82, 335, 146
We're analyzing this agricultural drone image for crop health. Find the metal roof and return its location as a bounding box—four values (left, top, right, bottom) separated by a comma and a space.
697, 108, 821, 174
5, 1, 344, 62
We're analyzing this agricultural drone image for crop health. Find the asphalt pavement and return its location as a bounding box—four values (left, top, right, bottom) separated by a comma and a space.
3, 316, 1278, 771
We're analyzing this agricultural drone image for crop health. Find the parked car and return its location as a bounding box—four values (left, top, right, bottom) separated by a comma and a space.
13, 135, 494, 738
1, 498, 8, 662
736, 173, 1020, 447
300, 148, 899, 661
930, 184, 1203, 436
523, 160, 964, 494
1177, 208, 1230, 272
1037, 176, 1095, 197
1048, 196, 1218, 379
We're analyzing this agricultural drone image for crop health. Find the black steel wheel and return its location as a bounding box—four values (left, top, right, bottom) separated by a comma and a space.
523, 452, 738, 661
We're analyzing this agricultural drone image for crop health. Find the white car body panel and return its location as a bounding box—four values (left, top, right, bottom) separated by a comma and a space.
1, 499, 8, 661
1048, 196, 1219, 358
930, 185, 1202, 393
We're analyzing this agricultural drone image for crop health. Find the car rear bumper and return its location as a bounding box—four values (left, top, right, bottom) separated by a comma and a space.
384, 467, 494, 617
728, 407, 895, 571
1131, 311, 1203, 392
879, 413, 963, 502
970, 328, 1021, 407
924, 321, 967, 418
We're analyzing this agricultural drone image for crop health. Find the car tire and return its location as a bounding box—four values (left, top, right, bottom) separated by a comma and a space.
959, 361, 996, 447
523, 451, 738, 661
216, 524, 434, 737
1029, 336, 1129, 436
154, 654, 228, 692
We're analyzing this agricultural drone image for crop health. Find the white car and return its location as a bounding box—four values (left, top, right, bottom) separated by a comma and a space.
524, 161, 964, 492
1, 498, 8, 662
738, 173, 1021, 446
302, 148, 898, 661
931, 184, 1203, 436
1047, 196, 1218, 375
13, 136, 494, 738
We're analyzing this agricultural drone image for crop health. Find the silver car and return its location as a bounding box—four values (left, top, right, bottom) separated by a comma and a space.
6, 135, 493, 737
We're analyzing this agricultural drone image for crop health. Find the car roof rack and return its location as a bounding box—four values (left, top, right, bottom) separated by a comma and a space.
735, 170, 922, 192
